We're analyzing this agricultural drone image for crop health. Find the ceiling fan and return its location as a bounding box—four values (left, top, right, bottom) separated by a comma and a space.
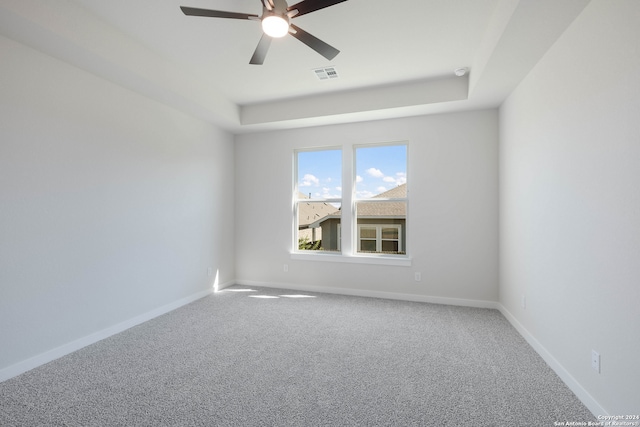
180, 0, 347, 65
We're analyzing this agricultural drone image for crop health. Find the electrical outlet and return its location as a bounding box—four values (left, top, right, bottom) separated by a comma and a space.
591, 350, 600, 373
414, 272, 421, 282
283, 264, 289, 273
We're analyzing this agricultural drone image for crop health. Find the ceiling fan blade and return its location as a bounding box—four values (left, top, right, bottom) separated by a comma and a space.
180, 6, 259, 20
289, 24, 339, 60
250, 34, 273, 65
287, 0, 347, 18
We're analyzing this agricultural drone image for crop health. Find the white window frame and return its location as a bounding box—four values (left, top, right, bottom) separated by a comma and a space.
352, 142, 408, 259
291, 142, 410, 267
293, 147, 342, 254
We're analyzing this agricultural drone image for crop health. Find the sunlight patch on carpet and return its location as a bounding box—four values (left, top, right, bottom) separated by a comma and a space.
280, 295, 316, 298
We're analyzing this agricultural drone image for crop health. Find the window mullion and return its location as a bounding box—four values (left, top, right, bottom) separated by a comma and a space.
341, 144, 354, 255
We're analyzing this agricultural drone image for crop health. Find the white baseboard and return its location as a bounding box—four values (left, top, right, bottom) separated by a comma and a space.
234, 279, 500, 309
497, 304, 607, 417
216, 280, 235, 292
0, 287, 219, 383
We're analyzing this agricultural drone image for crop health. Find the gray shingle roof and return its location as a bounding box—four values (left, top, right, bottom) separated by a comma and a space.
308, 184, 407, 227
297, 193, 336, 228
357, 184, 407, 217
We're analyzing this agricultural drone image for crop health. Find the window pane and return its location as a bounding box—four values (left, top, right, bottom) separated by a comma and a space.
360, 240, 377, 252
296, 149, 342, 253
297, 149, 342, 199
355, 145, 406, 199
360, 227, 377, 239
298, 202, 341, 252
381, 227, 398, 239
381, 240, 399, 253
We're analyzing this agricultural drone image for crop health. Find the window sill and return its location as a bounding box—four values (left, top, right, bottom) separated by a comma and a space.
290, 252, 412, 267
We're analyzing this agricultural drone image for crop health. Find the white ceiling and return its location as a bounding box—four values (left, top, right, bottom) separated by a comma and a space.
0, 0, 591, 133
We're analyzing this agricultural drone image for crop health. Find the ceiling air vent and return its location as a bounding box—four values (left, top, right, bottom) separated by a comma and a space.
313, 67, 339, 80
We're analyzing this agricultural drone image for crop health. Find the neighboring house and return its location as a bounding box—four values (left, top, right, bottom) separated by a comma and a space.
297, 192, 335, 244
308, 184, 407, 254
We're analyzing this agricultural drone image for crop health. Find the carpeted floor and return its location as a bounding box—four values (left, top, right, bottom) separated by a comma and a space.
0, 285, 595, 426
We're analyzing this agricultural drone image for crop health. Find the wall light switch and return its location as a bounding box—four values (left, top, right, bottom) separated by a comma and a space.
283, 264, 289, 273
414, 272, 421, 282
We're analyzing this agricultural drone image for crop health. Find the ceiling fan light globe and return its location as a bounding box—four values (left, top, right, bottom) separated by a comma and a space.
262, 15, 289, 38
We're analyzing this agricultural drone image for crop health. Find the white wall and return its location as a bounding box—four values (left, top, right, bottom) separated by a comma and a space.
0, 35, 235, 372
235, 110, 499, 304
499, 0, 640, 414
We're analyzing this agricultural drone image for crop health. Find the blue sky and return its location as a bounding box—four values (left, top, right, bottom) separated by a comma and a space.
298, 145, 407, 199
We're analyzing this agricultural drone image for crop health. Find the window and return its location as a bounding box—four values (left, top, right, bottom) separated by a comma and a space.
358, 224, 402, 253
295, 149, 342, 253
354, 144, 407, 255
294, 142, 407, 259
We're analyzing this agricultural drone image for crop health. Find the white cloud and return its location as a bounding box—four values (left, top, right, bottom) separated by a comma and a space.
366, 168, 384, 178
321, 187, 341, 199
300, 174, 319, 187
356, 175, 363, 183
382, 172, 407, 186
336, 186, 342, 192
376, 186, 388, 193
